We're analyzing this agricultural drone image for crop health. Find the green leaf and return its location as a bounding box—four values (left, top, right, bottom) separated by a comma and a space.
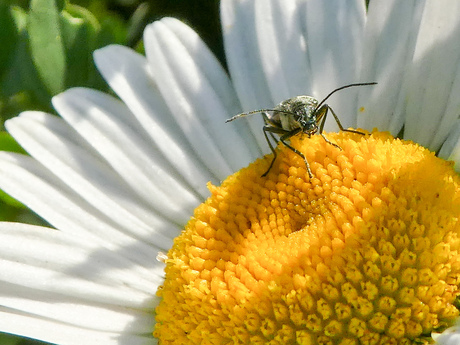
10, 4, 28, 31
0, 332, 23, 345
0, 131, 27, 154
98, 13, 128, 48
0, 4, 18, 81
61, 4, 127, 90
0, 28, 53, 111
60, 5, 97, 88
28, 0, 66, 95
0, 189, 26, 210
0, 131, 27, 210
0, 132, 29, 211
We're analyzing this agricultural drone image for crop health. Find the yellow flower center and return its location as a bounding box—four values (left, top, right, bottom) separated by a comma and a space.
154, 131, 460, 344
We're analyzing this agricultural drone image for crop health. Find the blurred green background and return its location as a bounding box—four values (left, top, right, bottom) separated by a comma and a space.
0, 0, 222, 344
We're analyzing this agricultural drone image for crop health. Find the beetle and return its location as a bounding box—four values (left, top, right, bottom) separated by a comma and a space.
226, 82, 377, 178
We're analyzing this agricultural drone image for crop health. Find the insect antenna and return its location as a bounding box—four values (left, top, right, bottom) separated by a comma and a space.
226, 108, 298, 123
315, 82, 377, 110
225, 109, 276, 123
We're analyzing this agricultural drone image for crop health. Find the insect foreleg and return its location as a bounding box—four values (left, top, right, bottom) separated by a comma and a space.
317, 106, 342, 150
261, 126, 295, 177
328, 106, 365, 135
262, 126, 280, 177
262, 112, 278, 143
278, 129, 313, 178
318, 105, 328, 134
320, 133, 341, 150
262, 125, 280, 156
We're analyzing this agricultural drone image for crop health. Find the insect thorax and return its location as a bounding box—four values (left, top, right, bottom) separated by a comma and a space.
273, 95, 319, 131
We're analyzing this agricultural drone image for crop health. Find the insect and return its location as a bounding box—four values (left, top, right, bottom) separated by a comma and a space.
226, 82, 377, 178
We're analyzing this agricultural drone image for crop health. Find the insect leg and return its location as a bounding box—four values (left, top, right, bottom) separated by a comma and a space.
320, 133, 342, 150
328, 106, 365, 135
318, 106, 342, 150
262, 112, 278, 144
279, 130, 313, 179
261, 125, 295, 177
261, 125, 283, 177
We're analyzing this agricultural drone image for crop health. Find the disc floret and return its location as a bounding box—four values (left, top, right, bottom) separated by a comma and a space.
155, 131, 460, 345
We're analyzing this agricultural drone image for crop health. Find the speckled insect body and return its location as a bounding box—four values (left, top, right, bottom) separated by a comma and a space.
226, 82, 377, 178
271, 95, 318, 132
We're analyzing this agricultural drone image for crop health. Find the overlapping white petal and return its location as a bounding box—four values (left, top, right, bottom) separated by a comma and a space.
93, 44, 216, 196
301, 0, 366, 129
254, 0, 311, 103
0, 223, 158, 345
5, 307, 158, 345
403, 0, 460, 150
358, 0, 460, 154
357, 0, 425, 133
0, 310, 154, 345
53, 88, 200, 226
6, 112, 179, 238
144, 18, 261, 174
1, 0, 460, 344
221, 0, 272, 151
439, 121, 460, 170
222, 0, 367, 136
435, 328, 460, 345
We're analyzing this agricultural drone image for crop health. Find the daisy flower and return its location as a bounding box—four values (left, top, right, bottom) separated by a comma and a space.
2, 0, 460, 344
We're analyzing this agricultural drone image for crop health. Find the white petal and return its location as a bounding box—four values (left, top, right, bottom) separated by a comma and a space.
436, 69, 460, 151
0, 152, 173, 264
1, 291, 153, 333
223, 0, 367, 137
93, 45, 214, 197
302, 0, 366, 130
403, 0, 460, 150
7, 112, 186, 231
0, 223, 158, 344
0, 223, 162, 300
146, 18, 262, 168
255, 0, 311, 103
303, 0, 366, 86
5, 113, 177, 247
155, 19, 238, 113
439, 120, 460, 172
221, 0, 272, 151
357, 0, 425, 134
221, 0, 272, 110
0, 309, 155, 345
434, 327, 460, 345
53, 88, 201, 225
144, 19, 258, 176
